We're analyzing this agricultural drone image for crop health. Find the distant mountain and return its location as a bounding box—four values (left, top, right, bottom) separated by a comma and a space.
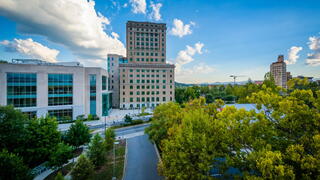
175, 82, 194, 87
175, 81, 249, 87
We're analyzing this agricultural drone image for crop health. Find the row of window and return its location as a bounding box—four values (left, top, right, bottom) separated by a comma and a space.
128, 32, 163, 36
124, 91, 173, 95
129, 58, 165, 63
123, 79, 173, 84
123, 96, 171, 102
128, 27, 165, 32
122, 85, 172, 89
125, 69, 172, 73
124, 74, 173, 78
130, 51, 165, 57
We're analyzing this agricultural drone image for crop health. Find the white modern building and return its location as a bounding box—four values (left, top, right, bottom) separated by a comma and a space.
0, 59, 112, 122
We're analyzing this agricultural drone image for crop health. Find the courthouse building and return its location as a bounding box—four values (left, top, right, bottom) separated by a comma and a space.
109, 21, 175, 109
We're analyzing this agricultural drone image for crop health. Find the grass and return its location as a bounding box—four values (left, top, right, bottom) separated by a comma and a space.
92, 139, 126, 180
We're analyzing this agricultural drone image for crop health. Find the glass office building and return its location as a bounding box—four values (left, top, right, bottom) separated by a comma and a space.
0, 59, 111, 123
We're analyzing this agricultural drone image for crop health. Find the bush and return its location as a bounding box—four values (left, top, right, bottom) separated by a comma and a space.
0, 149, 32, 180
87, 134, 105, 167
71, 155, 94, 180
131, 120, 144, 125
124, 114, 132, 123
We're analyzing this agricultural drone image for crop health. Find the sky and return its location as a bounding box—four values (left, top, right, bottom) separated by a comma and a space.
0, 0, 319, 83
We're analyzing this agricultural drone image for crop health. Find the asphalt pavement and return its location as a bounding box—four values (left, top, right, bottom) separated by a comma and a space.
124, 134, 163, 180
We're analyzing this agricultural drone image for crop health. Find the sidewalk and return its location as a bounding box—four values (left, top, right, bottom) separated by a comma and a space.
58, 108, 153, 131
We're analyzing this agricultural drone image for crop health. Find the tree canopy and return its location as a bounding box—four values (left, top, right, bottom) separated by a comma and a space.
147, 87, 320, 179
64, 120, 91, 148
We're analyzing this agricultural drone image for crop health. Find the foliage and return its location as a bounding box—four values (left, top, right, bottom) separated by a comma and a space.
147, 88, 320, 179
0, 149, 33, 180
64, 120, 91, 148
71, 155, 94, 180
47, 143, 73, 169
22, 116, 61, 167
88, 134, 106, 167
54, 172, 65, 180
104, 128, 115, 151
124, 114, 133, 123
145, 102, 183, 146
0, 105, 29, 153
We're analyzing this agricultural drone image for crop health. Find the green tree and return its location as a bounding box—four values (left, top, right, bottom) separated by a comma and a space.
145, 102, 182, 146
124, 114, 132, 123
54, 172, 65, 180
64, 120, 91, 148
104, 128, 115, 151
0, 149, 32, 180
87, 134, 105, 167
71, 155, 94, 180
23, 116, 61, 167
47, 143, 73, 170
0, 105, 29, 153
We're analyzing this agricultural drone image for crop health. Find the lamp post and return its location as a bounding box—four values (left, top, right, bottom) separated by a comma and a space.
112, 141, 120, 180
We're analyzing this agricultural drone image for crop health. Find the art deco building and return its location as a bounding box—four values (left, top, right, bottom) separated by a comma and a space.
109, 21, 175, 109
270, 55, 287, 89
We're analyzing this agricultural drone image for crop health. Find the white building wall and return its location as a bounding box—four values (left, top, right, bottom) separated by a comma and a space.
0, 63, 108, 120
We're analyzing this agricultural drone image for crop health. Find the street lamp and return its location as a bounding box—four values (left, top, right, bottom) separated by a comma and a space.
112, 141, 120, 180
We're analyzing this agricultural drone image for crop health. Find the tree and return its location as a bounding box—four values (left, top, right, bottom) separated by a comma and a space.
47, 143, 73, 170
87, 134, 106, 167
124, 114, 132, 123
0, 149, 33, 180
104, 128, 115, 151
71, 155, 94, 180
0, 105, 29, 153
23, 116, 61, 167
147, 88, 320, 179
145, 102, 182, 146
64, 120, 91, 148
54, 172, 65, 180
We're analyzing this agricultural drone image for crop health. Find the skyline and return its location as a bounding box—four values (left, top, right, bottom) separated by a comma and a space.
0, 0, 320, 83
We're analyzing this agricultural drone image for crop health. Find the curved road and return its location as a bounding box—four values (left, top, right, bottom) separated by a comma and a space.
124, 134, 163, 180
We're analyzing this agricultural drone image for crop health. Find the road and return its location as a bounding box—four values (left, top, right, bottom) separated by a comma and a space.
124, 134, 163, 180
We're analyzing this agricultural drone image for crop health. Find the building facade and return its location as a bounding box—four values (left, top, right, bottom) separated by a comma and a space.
0, 59, 112, 122
107, 54, 128, 108
109, 21, 175, 109
270, 55, 287, 89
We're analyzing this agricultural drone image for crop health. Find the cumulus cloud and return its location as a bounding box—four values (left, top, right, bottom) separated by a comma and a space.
175, 42, 204, 70
149, 2, 162, 21
285, 46, 303, 65
0, 0, 126, 67
170, 19, 195, 38
306, 36, 320, 66
0, 38, 59, 63
129, 0, 146, 14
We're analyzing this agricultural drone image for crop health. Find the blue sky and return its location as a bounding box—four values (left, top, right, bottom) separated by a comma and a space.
0, 0, 319, 83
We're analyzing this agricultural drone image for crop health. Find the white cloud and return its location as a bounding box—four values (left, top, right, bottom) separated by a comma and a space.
306, 35, 320, 66
175, 42, 204, 70
123, 3, 128, 8
1, 38, 59, 63
0, 0, 126, 67
173, 42, 215, 83
149, 2, 162, 21
170, 19, 194, 38
285, 46, 302, 65
129, 0, 146, 14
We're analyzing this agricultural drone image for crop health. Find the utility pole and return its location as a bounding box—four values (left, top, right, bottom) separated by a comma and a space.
229, 75, 246, 104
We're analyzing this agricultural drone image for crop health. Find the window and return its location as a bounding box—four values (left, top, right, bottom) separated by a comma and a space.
48, 109, 72, 122
102, 76, 107, 90
7, 73, 37, 107
89, 74, 96, 115
48, 74, 73, 106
